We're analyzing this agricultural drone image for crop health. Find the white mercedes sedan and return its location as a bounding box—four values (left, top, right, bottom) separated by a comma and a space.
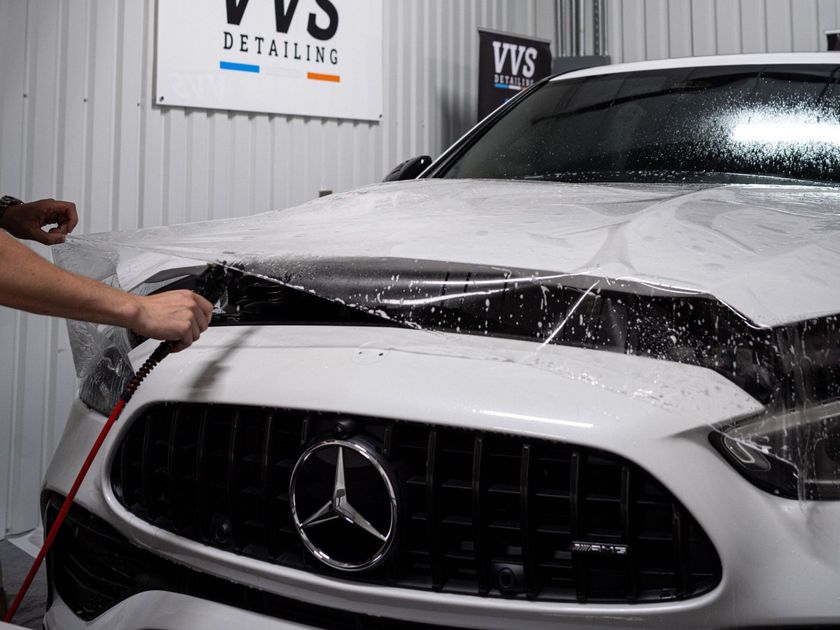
44, 53, 840, 629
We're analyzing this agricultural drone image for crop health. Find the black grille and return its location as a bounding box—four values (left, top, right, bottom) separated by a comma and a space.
43, 492, 454, 627
111, 404, 721, 603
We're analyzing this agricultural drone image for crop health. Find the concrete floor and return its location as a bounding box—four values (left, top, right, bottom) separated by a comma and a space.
0, 541, 46, 630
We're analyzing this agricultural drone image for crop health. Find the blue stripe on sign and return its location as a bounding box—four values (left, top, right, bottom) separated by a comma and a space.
220, 61, 260, 73
494, 82, 508, 89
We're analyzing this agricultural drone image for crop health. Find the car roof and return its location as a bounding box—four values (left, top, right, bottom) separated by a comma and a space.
552, 52, 840, 81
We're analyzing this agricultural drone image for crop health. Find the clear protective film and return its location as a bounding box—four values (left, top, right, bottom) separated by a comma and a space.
53, 178, 840, 501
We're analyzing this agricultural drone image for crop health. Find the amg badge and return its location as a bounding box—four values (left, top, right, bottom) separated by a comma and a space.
569, 541, 629, 556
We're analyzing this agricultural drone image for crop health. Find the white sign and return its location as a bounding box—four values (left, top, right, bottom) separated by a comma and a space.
156, 0, 383, 121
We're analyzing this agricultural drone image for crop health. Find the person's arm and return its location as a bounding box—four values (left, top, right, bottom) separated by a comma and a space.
0, 230, 212, 350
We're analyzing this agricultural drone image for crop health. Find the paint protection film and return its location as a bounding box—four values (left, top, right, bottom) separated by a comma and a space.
53, 179, 840, 501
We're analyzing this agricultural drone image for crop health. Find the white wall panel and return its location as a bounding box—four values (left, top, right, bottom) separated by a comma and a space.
668, 0, 693, 57
691, 0, 717, 56
715, 0, 743, 54
794, 2, 820, 50
644, 0, 670, 59
0, 0, 28, 540
0, 0, 558, 537
608, 0, 840, 62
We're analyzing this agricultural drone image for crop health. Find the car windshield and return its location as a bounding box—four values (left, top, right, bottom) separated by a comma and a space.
442, 63, 840, 185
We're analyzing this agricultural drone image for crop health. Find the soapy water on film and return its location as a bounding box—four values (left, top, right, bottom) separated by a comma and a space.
52, 221, 840, 504
48, 75, 840, 503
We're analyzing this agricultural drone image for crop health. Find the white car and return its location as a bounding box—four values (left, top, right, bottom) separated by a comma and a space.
44, 53, 840, 629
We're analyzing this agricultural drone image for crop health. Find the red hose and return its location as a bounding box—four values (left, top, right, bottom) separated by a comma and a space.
3, 398, 126, 623
4, 338, 172, 623
4, 265, 226, 624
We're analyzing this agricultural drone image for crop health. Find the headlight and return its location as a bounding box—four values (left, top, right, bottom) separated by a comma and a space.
711, 403, 840, 500
78, 346, 134, 416
74, 269, 209, 415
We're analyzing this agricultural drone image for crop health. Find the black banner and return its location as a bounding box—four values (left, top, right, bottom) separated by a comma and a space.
478, 29, 552, 120
828, 30, 840, 51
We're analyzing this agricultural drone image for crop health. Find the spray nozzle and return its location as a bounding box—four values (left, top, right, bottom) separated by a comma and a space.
194, 262, 231, 305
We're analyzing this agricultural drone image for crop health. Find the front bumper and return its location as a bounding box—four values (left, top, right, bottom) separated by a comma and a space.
45, 590, 313, 630
44, 326, 840, 628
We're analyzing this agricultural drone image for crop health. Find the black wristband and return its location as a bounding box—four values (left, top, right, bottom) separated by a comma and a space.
0, 195, 23, 226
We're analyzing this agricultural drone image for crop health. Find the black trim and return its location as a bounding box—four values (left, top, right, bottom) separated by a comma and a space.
111, 404, 722, 605
43, 492, 459, 628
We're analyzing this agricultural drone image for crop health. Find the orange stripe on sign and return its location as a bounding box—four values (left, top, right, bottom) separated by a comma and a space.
307, 72, 341, 83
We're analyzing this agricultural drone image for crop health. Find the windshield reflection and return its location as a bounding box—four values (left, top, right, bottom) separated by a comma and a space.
443, 64, 840, 186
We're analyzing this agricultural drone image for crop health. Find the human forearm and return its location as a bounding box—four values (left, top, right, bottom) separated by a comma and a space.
0, 230, 139, 325
0, 230, 212, 349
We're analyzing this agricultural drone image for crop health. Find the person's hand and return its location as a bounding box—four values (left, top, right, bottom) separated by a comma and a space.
128, 290, 213, 352
1, 198, 78, 245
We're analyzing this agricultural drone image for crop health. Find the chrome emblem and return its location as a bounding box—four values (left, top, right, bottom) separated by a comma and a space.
569, 541, 629, 556
289, 439, 398, 572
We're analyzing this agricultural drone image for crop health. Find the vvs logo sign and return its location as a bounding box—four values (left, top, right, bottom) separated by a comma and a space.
226, 0, 338, 40
223, 0, 341, 72
157, 0, 382, 119
478, 30, 550, 118
492, 40, 538, 89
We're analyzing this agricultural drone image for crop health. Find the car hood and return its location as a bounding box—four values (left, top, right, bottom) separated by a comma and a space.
61, 178, 840, 328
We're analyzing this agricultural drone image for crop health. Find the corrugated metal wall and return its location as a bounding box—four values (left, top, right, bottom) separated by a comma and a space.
0, 0, 558, 537
605, 0, 840, 62
4, 0, 840, 539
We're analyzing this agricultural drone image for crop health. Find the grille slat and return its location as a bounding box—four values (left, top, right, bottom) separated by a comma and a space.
470, 436, 487, 594
111, 403, 721, 604
621, 464, 638, 601
426, 430, 443, 589
165, 408, 179, 525
226, 410, 240, 548
569, 451, 588, 602
384, 424, 398, 585
140, 413, 156, 521
672, 504, 690, 598
194, 409, 210, 540
260, 411, 276, 557
520, 444, 537, 598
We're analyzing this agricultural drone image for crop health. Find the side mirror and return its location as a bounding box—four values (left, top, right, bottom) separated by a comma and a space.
383, 155, 432, 182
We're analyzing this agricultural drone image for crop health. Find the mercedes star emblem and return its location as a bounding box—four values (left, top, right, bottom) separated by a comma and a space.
289, 439, 398, 571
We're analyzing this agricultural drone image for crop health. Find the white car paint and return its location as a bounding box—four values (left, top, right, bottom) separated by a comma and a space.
44, 327, 840, 629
